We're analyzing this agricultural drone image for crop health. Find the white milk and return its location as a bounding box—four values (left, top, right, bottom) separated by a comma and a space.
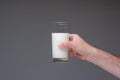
52, 33, 69, 59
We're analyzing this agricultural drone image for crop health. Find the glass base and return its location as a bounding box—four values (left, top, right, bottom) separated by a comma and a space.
53, 58, 68, 63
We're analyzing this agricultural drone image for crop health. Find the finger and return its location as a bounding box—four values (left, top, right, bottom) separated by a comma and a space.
69, 34, 74, 41
68, 52, 73, 57
69, 35, 73, 41
58, 42, 65, 48
68, 49, 74, 57
58, 41, 71, 48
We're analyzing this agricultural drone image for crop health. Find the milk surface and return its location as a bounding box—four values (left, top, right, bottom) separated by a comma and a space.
52, 33, 69, 58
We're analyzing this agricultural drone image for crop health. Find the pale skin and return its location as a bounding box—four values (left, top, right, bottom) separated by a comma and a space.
58, 34, 120, 79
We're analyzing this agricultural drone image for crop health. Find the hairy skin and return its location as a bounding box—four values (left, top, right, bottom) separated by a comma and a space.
58, 34, 120, 79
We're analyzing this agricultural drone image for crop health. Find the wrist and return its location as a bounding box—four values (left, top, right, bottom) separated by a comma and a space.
85, 46, 98, 62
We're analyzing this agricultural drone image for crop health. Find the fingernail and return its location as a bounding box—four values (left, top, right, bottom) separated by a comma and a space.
58, 42, 64, 48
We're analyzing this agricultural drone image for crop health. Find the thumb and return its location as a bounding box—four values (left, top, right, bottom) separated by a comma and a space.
58, 41, 72, 49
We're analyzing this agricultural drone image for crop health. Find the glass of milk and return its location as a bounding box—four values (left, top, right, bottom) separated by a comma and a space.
51, 22, 70, 62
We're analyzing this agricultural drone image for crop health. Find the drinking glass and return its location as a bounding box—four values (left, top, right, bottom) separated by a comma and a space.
51, 22, 70, 62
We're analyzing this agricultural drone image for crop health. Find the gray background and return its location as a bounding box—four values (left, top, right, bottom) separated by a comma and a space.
0, 0, 120, 80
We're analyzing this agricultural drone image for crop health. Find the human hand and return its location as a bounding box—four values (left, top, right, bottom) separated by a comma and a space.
58, 34, 96, 60
59, 34, 120, 79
